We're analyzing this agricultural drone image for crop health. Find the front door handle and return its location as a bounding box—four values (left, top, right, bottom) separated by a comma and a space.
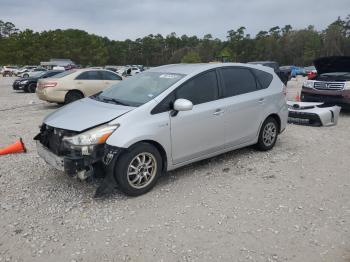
258, 98, 265, 103
213, 109, 224, 116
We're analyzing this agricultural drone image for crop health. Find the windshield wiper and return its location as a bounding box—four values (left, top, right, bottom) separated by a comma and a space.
101, 97, 129, 106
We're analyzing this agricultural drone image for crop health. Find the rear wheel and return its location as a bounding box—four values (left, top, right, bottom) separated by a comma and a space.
23, 73, 29, 78
65, 90, 84, 104
256, 117, 278, 151
114, 143, 162, 196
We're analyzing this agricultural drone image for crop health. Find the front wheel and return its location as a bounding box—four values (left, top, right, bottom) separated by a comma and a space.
27, 83, 37, 93
114, 143, 162, 196
256, 117, 279, 151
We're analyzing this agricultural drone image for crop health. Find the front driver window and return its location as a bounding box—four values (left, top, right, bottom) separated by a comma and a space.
176, 70, 219, 105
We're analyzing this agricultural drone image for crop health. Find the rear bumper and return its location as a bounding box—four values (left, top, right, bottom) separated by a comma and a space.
36, 88, 66, 103
301, 88, 350, 109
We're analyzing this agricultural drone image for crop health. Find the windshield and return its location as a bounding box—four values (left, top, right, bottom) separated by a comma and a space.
95, 72, 185, 107
35, 71, 48, 78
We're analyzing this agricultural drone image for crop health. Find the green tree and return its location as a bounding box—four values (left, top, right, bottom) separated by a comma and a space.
181, 51, 201, 63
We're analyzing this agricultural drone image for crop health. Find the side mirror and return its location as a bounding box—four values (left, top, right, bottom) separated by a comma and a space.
173, 98, 193, 112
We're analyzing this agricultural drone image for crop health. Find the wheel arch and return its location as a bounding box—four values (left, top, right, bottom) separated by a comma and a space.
64, 89, 85, 101
128, 140, 168, 174
267, 113, 281, 133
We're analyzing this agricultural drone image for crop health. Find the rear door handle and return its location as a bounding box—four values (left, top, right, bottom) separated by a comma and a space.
213, 109, 224, 116
258, 98, 265, 103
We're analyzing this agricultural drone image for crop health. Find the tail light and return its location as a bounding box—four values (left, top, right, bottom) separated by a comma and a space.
41, 82, 57, 88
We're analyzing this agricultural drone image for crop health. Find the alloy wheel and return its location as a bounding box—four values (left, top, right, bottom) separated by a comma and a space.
262, 122, 277, 146
127, 152, 157, 189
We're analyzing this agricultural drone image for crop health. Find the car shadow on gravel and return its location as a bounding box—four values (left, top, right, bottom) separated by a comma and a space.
156, 146, 255, 187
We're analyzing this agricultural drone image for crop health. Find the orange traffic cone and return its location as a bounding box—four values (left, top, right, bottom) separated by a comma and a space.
0, 138, 27, 155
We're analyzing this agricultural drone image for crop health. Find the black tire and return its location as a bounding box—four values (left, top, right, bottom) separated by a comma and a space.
23, 74, 29, 78
114, 143, 162, 196
27, 83, 37, 93
65, 90, 84, 104
256, 117, 279, 151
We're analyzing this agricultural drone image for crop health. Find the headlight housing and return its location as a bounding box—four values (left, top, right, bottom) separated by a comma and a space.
63, 123, 119, 146
21, 80, 28, 84
303, 80, 314, 88
344, 82, 350, 90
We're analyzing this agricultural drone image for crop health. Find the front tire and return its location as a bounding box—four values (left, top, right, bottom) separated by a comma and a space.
27, 83, 37, 93
114, 143, 162, 196
256, 117, 278, 151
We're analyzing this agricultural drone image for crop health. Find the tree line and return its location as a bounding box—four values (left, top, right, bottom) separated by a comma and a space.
0, 15, 349, 67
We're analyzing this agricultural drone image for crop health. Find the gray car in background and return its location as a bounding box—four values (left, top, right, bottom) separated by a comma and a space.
35, 63, 288, 196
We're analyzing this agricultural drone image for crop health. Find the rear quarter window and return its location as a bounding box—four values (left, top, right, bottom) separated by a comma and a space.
251, 69, 273, 89
221, 67, 257, 97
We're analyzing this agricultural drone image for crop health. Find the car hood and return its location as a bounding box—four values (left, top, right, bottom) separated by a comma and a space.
16, 77, 37, 81
314, 56, 350, 74
44, 98, 135, 132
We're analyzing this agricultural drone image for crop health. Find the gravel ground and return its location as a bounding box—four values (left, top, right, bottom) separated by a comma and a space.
0, 76, 350, 262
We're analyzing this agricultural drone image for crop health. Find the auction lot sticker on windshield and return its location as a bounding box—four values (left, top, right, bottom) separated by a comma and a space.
159, 74, 179, 79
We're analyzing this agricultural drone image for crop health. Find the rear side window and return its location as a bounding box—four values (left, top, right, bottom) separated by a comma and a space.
176, 70, 219, 105
221, 67, 257, 97
101, 71, 122, 80
76, 71, 102, 80
251, 69, 273, 89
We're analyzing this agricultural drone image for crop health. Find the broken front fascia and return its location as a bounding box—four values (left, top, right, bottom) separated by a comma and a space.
287, 101, 341, 126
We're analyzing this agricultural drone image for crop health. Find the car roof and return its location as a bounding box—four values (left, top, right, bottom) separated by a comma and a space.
148, 63, 264, 75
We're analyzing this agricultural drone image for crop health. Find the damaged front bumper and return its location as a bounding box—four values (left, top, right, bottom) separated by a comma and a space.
287, 101, 341, 127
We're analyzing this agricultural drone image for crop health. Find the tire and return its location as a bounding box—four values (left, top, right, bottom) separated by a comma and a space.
256, 117, 279, 151
114, 143, 162, 196
65, 90, 84, 104
27, 83, 37, 93
23, 74, 29, 78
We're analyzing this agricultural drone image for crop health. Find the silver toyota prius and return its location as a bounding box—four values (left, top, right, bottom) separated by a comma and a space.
35, 63, 288, 196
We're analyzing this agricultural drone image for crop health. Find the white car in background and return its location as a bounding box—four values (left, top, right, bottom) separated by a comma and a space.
18, 67, 47, 78
15, 65, 37, 76
1, 66, 19, 76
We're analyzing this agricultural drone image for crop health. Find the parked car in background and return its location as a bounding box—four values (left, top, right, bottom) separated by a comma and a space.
35, 63, 288, 196
279, 65, 306, 78
1, 66, 19, 76
36, 69, 123, 104
15, 65, 37, 76
122, 66, 141, 77
301, 56, 350, 110
305, 66, 317, 79
248, 61, 289, 85
18, 67, 47, 78
13, 70, 64, 93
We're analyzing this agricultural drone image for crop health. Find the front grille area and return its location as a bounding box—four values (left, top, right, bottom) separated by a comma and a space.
36, 124, 78, 156
314, 81, 345, 90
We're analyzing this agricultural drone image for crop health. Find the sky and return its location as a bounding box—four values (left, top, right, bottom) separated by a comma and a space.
0, 0, 349, 40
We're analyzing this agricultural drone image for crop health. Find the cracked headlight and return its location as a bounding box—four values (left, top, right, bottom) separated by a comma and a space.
63, 123, 119, 146
303, 80, 314, 88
